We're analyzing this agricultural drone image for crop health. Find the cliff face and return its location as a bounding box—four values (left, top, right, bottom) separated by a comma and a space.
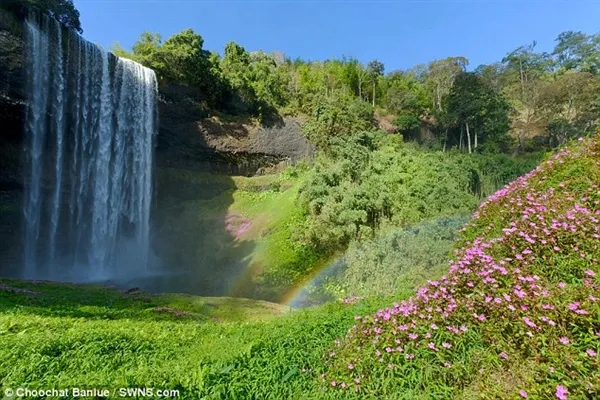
157, 84, 314, 176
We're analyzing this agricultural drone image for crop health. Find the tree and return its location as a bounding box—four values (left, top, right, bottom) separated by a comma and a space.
538, 72, 600, 145
303, 92, 374, 150
447, 72, 511, 153
502, 42, 553, 149
355, 62, 369, 100
367, 60, 384, 106
553, 31, 600, 74
425, 57, 468, 113
382, 71, 429, 137
8, 0, 83, 32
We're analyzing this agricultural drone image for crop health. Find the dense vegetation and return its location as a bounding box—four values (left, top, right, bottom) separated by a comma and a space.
324, 135, 600, 398
110, 26, 600, 153
3, 2, 600, 398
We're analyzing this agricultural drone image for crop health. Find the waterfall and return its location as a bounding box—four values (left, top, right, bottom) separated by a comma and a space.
23, 14, 158, 282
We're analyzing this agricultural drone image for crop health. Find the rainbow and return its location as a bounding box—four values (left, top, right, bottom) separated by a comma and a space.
279, 256, 345, 307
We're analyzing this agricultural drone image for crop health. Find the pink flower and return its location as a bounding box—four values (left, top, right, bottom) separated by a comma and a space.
428, 342, 438, 352
348, 364, 354, 370
586, 349, 597, 357
499, 352, 509, 360
559, 337, 569, 345
442, 342, 452, 349
519, 390, 528, 398
331, 381, 337, 387
558, 282, 566, 289
522, 317, 537, 329
405, 353, 414, 360
584, 269, 595, 277
556, 385, 569, 400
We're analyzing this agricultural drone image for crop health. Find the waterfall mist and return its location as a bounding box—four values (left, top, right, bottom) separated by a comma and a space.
23, 14, 158, 283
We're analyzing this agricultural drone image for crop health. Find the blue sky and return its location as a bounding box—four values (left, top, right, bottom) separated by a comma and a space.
76, 0, 600, 72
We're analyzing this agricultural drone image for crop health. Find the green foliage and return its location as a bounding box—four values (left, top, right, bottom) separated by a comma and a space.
392, 114, 420, 134
446, 72, 512, 152
6, 0, 82, 32
311, 217, 469, 302
553, 31, 600, 74
303, 93, 374, 149
298, 132, 542, 253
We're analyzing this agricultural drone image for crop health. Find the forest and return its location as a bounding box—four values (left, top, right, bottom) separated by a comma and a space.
108, 27, 600, 154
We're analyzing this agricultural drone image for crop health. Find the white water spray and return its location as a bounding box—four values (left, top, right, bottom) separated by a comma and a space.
23, 14, 158, 282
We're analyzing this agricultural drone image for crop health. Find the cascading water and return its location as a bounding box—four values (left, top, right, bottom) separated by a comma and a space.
23, 14, 158, 282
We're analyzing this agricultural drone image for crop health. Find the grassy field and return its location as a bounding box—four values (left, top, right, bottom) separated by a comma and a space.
0, 279, 392, 399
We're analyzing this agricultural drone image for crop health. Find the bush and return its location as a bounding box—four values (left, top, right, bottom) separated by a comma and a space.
297, 133, 537, 252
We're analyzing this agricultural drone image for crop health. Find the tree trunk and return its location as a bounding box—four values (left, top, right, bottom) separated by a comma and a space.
459, 124, 464, 150
358, 77, 362, 99
466, 122, 472, 154
372, 82, 376, 107
443, 129, 448, 152
474, 130, 478, 149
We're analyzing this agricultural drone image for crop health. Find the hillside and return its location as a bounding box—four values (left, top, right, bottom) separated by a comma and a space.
324, 135, 600, 398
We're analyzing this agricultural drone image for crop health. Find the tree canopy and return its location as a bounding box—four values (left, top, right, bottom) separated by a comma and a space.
109, 24, 600, 153
5, 0, 82, 33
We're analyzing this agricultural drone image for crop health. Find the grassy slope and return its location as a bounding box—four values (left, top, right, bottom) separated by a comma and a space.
324, 136, 600, 399
155, 167, 324, 301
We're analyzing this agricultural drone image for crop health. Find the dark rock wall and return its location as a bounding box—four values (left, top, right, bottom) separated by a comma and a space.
0, 8, 25, 274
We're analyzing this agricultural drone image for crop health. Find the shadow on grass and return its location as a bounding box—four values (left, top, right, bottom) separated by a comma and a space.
0, 279, 288, 323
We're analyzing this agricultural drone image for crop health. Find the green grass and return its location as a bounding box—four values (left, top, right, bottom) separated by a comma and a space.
0, 279, 392, 399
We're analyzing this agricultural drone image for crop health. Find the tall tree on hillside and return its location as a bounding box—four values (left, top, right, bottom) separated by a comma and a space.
474, 63, 506, 93
249, 51, 290, 110
425, 57, 469, 113
502, 42, 553, 150
382, 71, 429, 137
160, 29, 212, 86
553, 31, 600, 74
356, 62, 369, 101
447, 72, 511, 153
538, 71, 600, 145
367, 60, 385, 106
131, 32, 163, 71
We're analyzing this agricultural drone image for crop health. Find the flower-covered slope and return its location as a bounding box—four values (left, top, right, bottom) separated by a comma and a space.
325, 137, 600, 399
